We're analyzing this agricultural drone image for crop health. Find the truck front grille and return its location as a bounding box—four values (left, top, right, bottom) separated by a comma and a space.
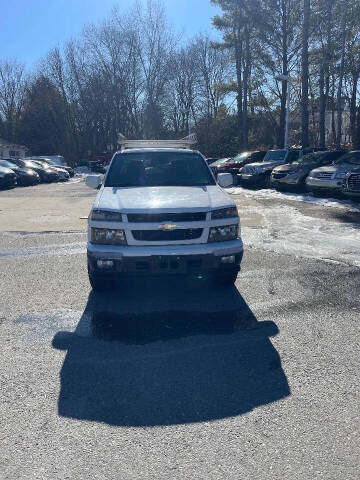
127, 212, 206, 223
132, 228, 203, 242
348, 173, 360, 190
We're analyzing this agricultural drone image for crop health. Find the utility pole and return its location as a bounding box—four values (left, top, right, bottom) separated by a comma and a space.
276, 74, 291, 148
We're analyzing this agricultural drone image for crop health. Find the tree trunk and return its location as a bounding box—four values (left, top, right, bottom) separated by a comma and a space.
301, 0, 310, 148
234, 29, 243, 147
278, 0, 288, 148
336, 13, 346, 149
242, 24, 250, 150
319, 64, 326, 147
350, 74, 359, 148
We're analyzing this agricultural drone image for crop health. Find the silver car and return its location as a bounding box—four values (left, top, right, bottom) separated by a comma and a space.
306, 151, 360, 195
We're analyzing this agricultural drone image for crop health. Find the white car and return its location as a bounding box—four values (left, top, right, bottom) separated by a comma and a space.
85, 140, 243, 291
306, 151, 360, 196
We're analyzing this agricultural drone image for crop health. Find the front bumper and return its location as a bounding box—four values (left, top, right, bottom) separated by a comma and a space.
305, 177, 343, 193
342, 187, 360, 198
88, 239, 244, 278
17, 174, 40, 186
0, 174, 17, 188
240, 173, 266, 186
43, 173, 59, 182
270, 174, 303, 188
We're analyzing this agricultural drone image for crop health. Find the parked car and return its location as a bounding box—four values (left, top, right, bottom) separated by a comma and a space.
32, 160, 70, 181
240, 149, 302, 188
0, 159, 40, 186
31, 155, 66, 167
218, 151, 267, 185
342, 167, 360, 200
270, 150, 346, 191
0, 165, 17, 188
11, 159, 60, 183
39, 158, 74, 177
209, 157, 232, 176
306, 151, 360, 196
240, 148, 326, 188
85, 141, 243, 291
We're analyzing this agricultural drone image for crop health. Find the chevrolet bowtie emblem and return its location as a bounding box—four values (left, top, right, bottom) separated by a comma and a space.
158, 223, 177, 231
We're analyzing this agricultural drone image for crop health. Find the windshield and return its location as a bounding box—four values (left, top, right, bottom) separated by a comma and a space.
48, 159, 63, 166
296, 153, 323, 165
105, 151, 216, 188
232, 152, 250, 163
33, 161, 49, 168
212, 157, 230, 166
263, 150, 287, 162
24, 160, 42, 169
333, 152, 360, 166
0, 160, 18, 169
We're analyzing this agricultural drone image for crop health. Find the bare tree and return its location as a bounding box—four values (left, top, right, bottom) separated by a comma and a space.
0, 59, 27, 142
301, 0, 310, 147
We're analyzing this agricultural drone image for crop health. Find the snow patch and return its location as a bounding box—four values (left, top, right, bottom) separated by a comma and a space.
240, 203, 360, 267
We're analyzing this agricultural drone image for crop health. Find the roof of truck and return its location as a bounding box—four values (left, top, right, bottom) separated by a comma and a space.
115, 148, 197, 154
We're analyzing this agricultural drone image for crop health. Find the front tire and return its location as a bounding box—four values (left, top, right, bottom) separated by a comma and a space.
264, 173, 272, 189
89, 275, 114, 292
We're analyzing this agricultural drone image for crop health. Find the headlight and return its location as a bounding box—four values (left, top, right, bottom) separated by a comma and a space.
90, 228, 127, 245
91, 209, 123, 221
335, 172, 346, 179
208, 224, 239, 243
211, 206, 238, 219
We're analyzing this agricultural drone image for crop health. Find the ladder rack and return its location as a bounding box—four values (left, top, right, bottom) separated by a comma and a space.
118, 134, 197, 151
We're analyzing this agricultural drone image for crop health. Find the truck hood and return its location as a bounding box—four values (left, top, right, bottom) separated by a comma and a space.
95, 185, 233, 212
273, 163, 298, 172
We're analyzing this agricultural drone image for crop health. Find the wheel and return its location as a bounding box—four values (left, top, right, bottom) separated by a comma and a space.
264, 173, 272, 188
214, 272, 238, 286
89, 275, 114, 292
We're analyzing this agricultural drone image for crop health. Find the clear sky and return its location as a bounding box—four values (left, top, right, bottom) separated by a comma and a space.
1, 0, 221, 67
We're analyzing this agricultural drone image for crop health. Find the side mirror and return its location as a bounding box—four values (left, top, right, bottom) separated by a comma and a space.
217, 173, 233, 188
86, 174, 102, 189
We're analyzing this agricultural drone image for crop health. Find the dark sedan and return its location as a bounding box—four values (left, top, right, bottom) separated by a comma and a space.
0, 159, 40, 186
33, 160, 70, 181
40, 158, 75, 177
217, 151, 267, 185
0, 165, 17, 188
270, 150, 346, 191
11, 159, 60, 183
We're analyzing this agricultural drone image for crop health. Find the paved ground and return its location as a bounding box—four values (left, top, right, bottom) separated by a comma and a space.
0, 181, 359, 479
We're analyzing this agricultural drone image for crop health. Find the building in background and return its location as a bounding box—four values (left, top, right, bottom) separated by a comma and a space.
0, 139, 27, 159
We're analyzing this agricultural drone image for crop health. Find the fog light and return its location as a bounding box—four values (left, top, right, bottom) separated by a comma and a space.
97, 259, 114, 269
221, 255, 235, 264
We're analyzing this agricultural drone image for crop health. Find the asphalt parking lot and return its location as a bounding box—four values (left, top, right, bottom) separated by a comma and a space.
1, 180, 359, 479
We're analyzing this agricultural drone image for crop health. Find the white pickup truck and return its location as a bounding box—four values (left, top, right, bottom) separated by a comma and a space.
85, 139, 243, 291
